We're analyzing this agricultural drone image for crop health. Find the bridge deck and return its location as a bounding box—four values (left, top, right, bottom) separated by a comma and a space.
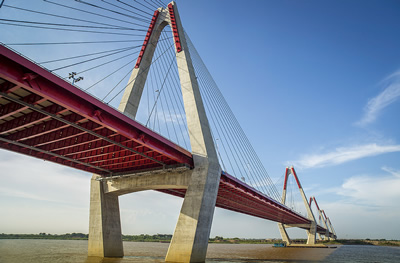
0, 44, 193, 176
0, 44, 331, 235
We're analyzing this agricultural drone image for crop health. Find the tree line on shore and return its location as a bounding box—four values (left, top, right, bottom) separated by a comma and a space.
0, 233, 399, 246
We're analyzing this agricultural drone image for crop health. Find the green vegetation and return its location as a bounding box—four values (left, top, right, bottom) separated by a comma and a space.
322, 239, 400, 247
209, 236, 277, 244
122, 234, 172, 242
0, 233, 88, 240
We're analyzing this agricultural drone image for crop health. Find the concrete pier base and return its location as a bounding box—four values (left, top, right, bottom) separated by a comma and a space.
165, 156, 221, 262
88, 175, 123, 257
278, 223, 291, 245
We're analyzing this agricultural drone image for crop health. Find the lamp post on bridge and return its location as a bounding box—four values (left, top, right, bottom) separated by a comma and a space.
68, 72, 84, 85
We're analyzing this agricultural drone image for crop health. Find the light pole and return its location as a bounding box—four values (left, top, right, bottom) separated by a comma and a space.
69, 72, 84, 85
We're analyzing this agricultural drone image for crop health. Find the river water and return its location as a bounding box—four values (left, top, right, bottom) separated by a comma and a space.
0, 240, 399, 262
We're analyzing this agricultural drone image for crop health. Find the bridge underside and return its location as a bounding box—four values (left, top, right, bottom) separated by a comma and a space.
0, 44, 193, 176
0, 44, 332, 237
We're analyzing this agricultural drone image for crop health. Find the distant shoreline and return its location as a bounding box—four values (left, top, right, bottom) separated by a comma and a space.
1, 233, 399, 246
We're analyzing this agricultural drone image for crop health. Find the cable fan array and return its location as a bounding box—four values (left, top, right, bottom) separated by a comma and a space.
0, 0, 287, 203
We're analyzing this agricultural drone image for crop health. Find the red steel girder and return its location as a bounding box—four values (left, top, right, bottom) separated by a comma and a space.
23, 120, 102, 148
0, 139, 110, 175
0, 44, 193, 168
0, 81, 19, 94
96, 150, 163, 168
61, 138, 117, 159
6, 112, 86, 142
38, 127, 112, 152
220, 172, 311, 224
0, 93, 45, 120
77, 145, 159, 164
64, 137, 135, 160
0, 103, 66, 135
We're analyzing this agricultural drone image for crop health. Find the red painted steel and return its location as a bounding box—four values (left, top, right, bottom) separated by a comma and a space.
0, 44, 193, 175
135, 10, 160, 68
291, 167, 302, 188
282, 167, 302, 191
310, 196, 321, 211
283, 167, 289, 190
168, 3, 182, 53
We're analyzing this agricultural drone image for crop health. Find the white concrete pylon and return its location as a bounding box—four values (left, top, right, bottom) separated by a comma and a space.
89, 2, 221, 262
277, 167, 291, 244
277, 166, 317, 245
310, 196, 329, 241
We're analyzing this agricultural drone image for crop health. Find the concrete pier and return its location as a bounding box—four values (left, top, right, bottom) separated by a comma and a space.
88, 2, 221, 262
88, 175, 123, 257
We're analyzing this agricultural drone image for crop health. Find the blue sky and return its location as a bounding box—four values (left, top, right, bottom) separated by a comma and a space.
1, 0, 400, 240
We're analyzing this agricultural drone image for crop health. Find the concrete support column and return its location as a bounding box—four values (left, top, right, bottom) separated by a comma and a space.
165, 156, 220, 262
306, 222, 317, 245
88, 175, 123, 257
277, 223, 291, 244
163, 2, 221, 262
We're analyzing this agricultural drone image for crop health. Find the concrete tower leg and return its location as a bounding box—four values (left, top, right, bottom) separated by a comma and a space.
88, 175, 123, 257
306, 222, 317, 245
279, 167, 317, 246
165, 156, 221, 262
165, 2, 221, 262
278, 223, 291, 244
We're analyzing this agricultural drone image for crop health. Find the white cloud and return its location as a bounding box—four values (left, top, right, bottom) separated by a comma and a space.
321, 167, 400, 239
381, 166, 400, 178
337, 169, 400, 207
289, 143, 400, 169
356, 69, 400, 126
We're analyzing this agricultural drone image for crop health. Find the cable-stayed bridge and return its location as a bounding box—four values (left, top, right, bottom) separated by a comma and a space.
0, 1, 335, 262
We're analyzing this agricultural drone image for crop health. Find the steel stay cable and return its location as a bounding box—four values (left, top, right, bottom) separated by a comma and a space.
193, 52, 250, 185
39, 45, 138, 64
157, 31, 188, 148
145, 48, 176, 127
149, 44, 172, 139
160, 44, 185, 147
101, 65, 134, 102
159, 31, 191, 149
85, 57, 137, 92
195, 70, 238, 180
115, 0, 155, 17
74, 0, 150, 24
187, 35, 281, 200
151, 0, 167, 8
4, 40, 141, 46
0, 21, 144, 36
187, 38, 252, 184
73, 50, 139, 78
184, 44, 239, 179
133, 0, 157, 12
50, 36, 172, 72
43, 0, 149, 28
144, 0, 159, 10
105, 42, 175, 104
3, 4, 139, 30
51, 46, 139, 72
102, 0, 153, 19
189, 42, 282, 200
0, 18, 147, 31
